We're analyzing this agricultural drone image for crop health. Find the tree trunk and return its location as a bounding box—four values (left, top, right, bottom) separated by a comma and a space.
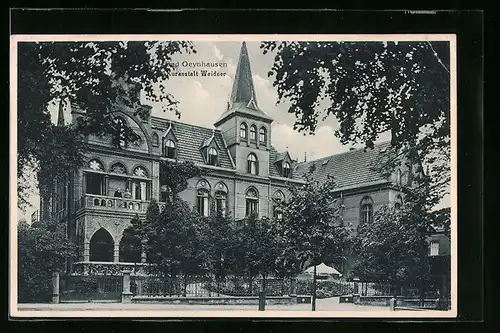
312, 265, 317, 311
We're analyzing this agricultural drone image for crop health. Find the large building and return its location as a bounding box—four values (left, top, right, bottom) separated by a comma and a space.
40, 42, 415, 275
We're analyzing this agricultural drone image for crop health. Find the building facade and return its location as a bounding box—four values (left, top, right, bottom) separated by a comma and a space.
39, 42, 415, 275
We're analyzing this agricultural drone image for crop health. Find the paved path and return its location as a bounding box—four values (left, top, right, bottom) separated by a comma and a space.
17, 297, 395, 313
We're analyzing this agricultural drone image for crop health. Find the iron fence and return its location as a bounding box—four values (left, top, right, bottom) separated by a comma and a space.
59, 274, 123, 302
131, 275, 296, 297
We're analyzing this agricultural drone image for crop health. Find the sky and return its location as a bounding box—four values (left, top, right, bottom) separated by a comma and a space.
21, 40, 451, 221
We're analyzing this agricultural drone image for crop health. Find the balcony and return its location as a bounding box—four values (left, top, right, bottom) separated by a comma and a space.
76, 194, 150, 214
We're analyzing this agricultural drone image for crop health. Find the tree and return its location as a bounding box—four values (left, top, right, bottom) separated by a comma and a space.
352, 206, 424, 293
159, 160, 203, 199
203, 211, 238, 280
18, 219, 76, 303
119, 214, 143, 263
145, 199, 207, 295
261, 41, 451, 208
234, 215, 284, 295
17, 41, 196, 209
277, 167, 352, 310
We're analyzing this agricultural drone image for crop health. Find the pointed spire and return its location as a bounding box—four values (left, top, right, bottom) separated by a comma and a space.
230, 42, 258, 109
57, 99, 65, 126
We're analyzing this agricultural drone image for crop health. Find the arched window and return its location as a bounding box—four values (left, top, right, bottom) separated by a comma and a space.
215, 182, 228, 217
407, 164, 413, 186
88, 159, 104, 171
196, 180, 211, 217
245, 188, 259, 217
133, 166, 148, 178
360, 196, 374, 225
152, 133, 159, 147
272, 190, 285, 220
89, 228, 114, 262
396, 169, 402, 185
250, 125, 257, 141
259, 127, 267, 144
111, 162, 127, 175
247, 153, 259, 175
197, 189, 210, 217
395, 194, 403, 210
208, 147, 218, 166
240, 123, 248, 140
283, 161, 292, 178
164, 139, 176, 159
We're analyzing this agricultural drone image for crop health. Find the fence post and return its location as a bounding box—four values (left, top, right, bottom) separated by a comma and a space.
52, 270, 60, 304
389, 297, 396, 311
121, 269, 133, 304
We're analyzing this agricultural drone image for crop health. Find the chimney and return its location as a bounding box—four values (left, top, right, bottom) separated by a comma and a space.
304, 152, 307, 162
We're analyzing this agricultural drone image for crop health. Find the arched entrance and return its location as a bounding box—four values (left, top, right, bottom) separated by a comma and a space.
89, 228, 114, 262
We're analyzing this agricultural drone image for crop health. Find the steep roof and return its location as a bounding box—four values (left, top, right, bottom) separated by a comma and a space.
293, 141, 392, 189
151, 117, 234, 169
214, 42, 273, 126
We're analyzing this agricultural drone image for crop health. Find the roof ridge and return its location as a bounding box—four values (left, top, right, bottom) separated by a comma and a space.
299, 141, 392, 165
151, 116, 220, 133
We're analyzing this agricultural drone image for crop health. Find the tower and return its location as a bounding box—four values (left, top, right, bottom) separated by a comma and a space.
214, 42, 274, 176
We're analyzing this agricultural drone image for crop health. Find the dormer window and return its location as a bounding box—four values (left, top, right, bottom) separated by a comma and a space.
250, 125, 257, 141
240, 123, 248, 140
283, 161, 292, 178
208, 147, 218, 166
247, 153, 259, 175
259, 127, 267, 144
164, 139, 176, 159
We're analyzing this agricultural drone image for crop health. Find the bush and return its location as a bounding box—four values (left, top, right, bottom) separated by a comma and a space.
296, 279, 353, 298
18, 221, 76, 303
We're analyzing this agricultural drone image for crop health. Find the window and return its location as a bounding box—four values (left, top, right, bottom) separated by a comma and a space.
111, 163, 127, 175
283, 161, 292, 178
164, 139, 176, 159
208, 147, 218, 166
397, 169, 402, 185
259, 127, 266, 144
360, 196, 374, 225
245, 188, 259, 217
86, 173, 104, 195
133, 166, 148, 178
197, 190, 210, 217
132, 181, 148, 201
250, 125, 257, 141
247, 153, 259, 175
89, 159, 104, 171
272, 191, 285, 220
429, 241, 440, 256
152, 133, 159, 147
240, 123, 248, 140
395, 195, 403, 210
215, 191, 227, 217
215, 182, 228, 217
407, 164, 413, 186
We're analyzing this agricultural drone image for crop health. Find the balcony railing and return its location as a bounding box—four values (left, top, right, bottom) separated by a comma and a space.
77, 194, 150, 213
